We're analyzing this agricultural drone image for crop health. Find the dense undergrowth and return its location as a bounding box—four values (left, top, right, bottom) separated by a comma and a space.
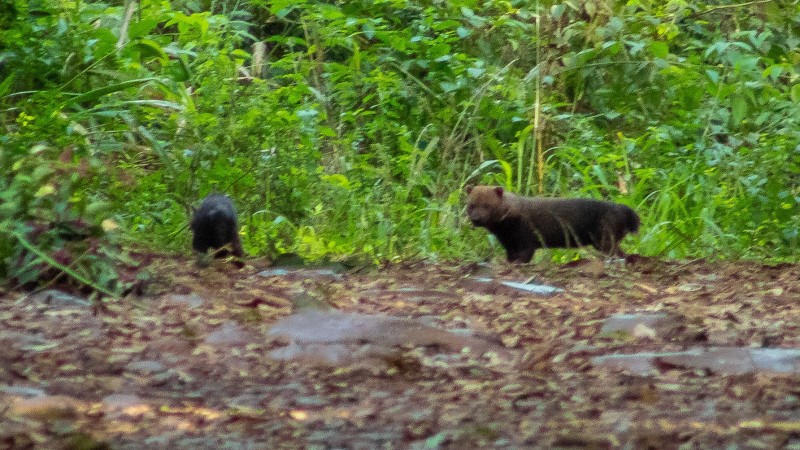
1, 0, 798, 294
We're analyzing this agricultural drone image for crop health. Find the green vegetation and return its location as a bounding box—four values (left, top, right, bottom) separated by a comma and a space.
1, 0, 798, 292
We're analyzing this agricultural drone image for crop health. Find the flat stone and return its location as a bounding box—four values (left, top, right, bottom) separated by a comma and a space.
468, 277, 563, 296
258, 268, 291, 277
0, 385, 47, 398
592, 347, 800, 375
126, 360, 166, 374
658, 347, 756, 373
270, 310, 502, 353
27, 289, 91, 307
164, 293, 205, 309
1, 330, 57, 352
498, 280, 564, 295
750, 348, 800, 372
269, 342, 400, 367
268, 310, 513, 366
600, 312, 680, 335
258, 268, 343, 281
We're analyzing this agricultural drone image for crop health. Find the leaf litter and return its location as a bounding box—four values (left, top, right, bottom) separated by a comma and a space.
0, 256, 798, 448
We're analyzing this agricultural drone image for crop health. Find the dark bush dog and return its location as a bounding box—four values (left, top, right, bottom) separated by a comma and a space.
191, 194, 243, 258
467, 185, 640, 263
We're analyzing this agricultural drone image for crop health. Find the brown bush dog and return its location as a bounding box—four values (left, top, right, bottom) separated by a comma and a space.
466, 185, 640, 263
191, 194, 244, 258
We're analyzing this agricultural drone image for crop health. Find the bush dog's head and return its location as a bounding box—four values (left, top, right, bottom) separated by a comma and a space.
466, 185, 512, 227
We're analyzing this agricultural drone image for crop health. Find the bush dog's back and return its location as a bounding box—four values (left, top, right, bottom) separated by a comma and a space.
466, 185, 639, 263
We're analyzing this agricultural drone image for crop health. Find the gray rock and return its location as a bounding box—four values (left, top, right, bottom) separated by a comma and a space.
268, 310, 514, 366
269, 342, 401, 367
205, 321, 253, 345
600, 312, 681, 337
126, 360, 166, 374
592, 347, 800, 375
102, 394, 145, 410
164, 293, 205, 309
258, 268, 343, 281
27, 289, 92, 307
269, 309, 502, 353
469, 277, 563, 296
0, 385, 47, 398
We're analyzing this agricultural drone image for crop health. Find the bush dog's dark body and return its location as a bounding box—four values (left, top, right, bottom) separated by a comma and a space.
191, 194, 243, 258
466, 185, 639, 263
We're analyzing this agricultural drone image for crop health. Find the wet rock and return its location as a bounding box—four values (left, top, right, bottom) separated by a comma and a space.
0, 385, 46, 398
498, 280, 564, 295
26, 289, 92, 307
466, 277, 563, 296
749, 348, 800, 372
592, 347, 800, 375
204, 321, 253, 345
164, 293, 205, 309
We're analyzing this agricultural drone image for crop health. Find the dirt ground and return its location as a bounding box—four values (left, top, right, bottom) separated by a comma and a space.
1, 256, 799, 449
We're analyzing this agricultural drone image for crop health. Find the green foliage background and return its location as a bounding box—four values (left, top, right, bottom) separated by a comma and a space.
1, 0, 798, 289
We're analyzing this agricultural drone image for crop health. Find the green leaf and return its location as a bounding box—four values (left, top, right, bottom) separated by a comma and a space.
731, 95, 747, 124
85, 201, 112, 217
791, 84, 800, 103
34, 184, 56, 198
136, 39, 168, 61
0, 74, 13, 97
585, 1, 596, 17
362, 23, 375, 40
648, 41, 669, 58
64, 78, 158, 106
319, 126, 336, 137
440, 81, 459, 93
128, 19, 158, 39
762, 64, 783, 80
705, 69, 720, 84
467, 66, 485, 78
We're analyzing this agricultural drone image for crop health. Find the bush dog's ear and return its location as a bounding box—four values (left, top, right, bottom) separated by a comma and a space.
466, 184, 474, 195
493, 186, 504, 198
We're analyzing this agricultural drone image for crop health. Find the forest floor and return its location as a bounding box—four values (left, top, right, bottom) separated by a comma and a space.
1, 254, 799, 449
